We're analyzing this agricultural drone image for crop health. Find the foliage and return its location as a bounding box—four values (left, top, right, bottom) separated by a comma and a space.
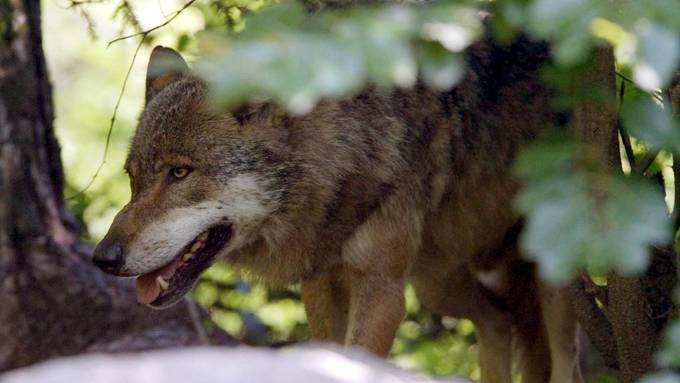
196, 1, 481, 113
514, 134, 671, 282
657, 319, 680, 368
640, 372, 680, 383
622, 95, 680, 153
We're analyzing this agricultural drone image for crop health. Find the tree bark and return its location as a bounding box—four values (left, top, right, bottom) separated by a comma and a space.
0, 0, 235, 372
570, 48, 678, 382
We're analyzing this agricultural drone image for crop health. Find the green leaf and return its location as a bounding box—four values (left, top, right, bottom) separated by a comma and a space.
514, 133, 578, 179
633, 22, 680, 91
640, 372, 680, 383
195, 1, 477, 113
327, 5, 419, 88
515, 136, 671, 283
526, 0, 604, 65
417, 42, 464, 90
197, 30, 365, 114
622, 96, 680, 152
418, 4, 482, 53
243, 1, 306, 32
656, 319, 680, 368
528, 0, 589, 36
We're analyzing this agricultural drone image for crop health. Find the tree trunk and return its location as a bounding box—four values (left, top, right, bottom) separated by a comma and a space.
0, 0, 235, 372
570, 48, 678, 382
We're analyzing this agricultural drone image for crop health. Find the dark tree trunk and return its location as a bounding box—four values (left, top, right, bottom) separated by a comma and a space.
570, 48, 678, 383
0, 0, 234, 372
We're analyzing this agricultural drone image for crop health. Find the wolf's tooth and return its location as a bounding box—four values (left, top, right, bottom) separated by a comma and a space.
197, 232, 209, 242
157, 276, 169, 290
190, 242, 203, 252
182, 253, 194, 262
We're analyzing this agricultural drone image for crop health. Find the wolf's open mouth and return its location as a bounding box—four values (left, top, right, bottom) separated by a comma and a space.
135, 224, 232, 308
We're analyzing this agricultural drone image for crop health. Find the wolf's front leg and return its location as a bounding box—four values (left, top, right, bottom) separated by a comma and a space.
301, 265, 349, 344
339, 198, 421, 357
344, 266, 405, 356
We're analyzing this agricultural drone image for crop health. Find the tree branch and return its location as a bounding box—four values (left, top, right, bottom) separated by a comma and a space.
617, 81, 636, 169
68, 37, 144, 199
633, 149, 660, 176
570, 276, 618, 369
107, 0, 197, 46
618, 121, 635, 170
70, 0, 198, 198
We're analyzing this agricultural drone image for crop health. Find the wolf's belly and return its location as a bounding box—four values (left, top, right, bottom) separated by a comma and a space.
408, 172, 520, 316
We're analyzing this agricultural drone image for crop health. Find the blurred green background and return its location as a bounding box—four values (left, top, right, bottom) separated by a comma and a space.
43, 0, 481, 379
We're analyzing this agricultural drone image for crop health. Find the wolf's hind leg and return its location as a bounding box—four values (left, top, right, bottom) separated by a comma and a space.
412, 256, 514, 383
448, 271, 513, 383
539, 283, 584, 383
475, 317, 513, 383
515, 317, 551, 383
301, 265, 350, 344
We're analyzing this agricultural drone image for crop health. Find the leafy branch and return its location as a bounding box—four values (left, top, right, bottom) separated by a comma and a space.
108, 0, 198, 46
68, 0, 198, 198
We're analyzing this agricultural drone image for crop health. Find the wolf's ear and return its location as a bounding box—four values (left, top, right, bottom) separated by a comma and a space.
145, 46, 189, 104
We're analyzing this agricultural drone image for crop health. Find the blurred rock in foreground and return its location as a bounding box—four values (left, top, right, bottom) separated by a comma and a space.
0, 344, 468, 383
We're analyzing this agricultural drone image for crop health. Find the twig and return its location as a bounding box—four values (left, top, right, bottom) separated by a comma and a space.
617, 81, 636, 169
618, 78, 625, 104
673, 146, 680, 227
108, 0, 198, 47
68, 0, 198, 199
76, 6, 97, 40
157, 0, 170, 18
570, 275, 619, 370
616, 71, 663, 103
619, 121, 635, 170
581, 273, 609, 306
633, 149, 660, 175
112, 0, 143, 35
615, 71, 635, 85
67, 38, 144, 200
64, 0, 105, 6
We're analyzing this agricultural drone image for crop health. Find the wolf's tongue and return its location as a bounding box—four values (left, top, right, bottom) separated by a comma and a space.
135, 256, 182, 304
135, 273, 161, 304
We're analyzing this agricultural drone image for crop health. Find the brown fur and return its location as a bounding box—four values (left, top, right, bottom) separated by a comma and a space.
95, 33, 583, 383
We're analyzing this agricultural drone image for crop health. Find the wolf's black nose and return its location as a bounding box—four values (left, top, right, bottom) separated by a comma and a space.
92, 242, 124, 274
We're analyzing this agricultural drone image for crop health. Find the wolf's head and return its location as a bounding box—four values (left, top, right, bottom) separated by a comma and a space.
92, 47, 288, 308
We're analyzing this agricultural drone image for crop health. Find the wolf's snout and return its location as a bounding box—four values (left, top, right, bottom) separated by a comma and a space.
92, 241, 125, 274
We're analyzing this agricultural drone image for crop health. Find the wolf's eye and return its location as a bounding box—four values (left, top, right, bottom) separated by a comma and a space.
169, 167, 191, 181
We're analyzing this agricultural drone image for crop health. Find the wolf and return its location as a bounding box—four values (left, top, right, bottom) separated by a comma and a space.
92, 32, 583, 382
